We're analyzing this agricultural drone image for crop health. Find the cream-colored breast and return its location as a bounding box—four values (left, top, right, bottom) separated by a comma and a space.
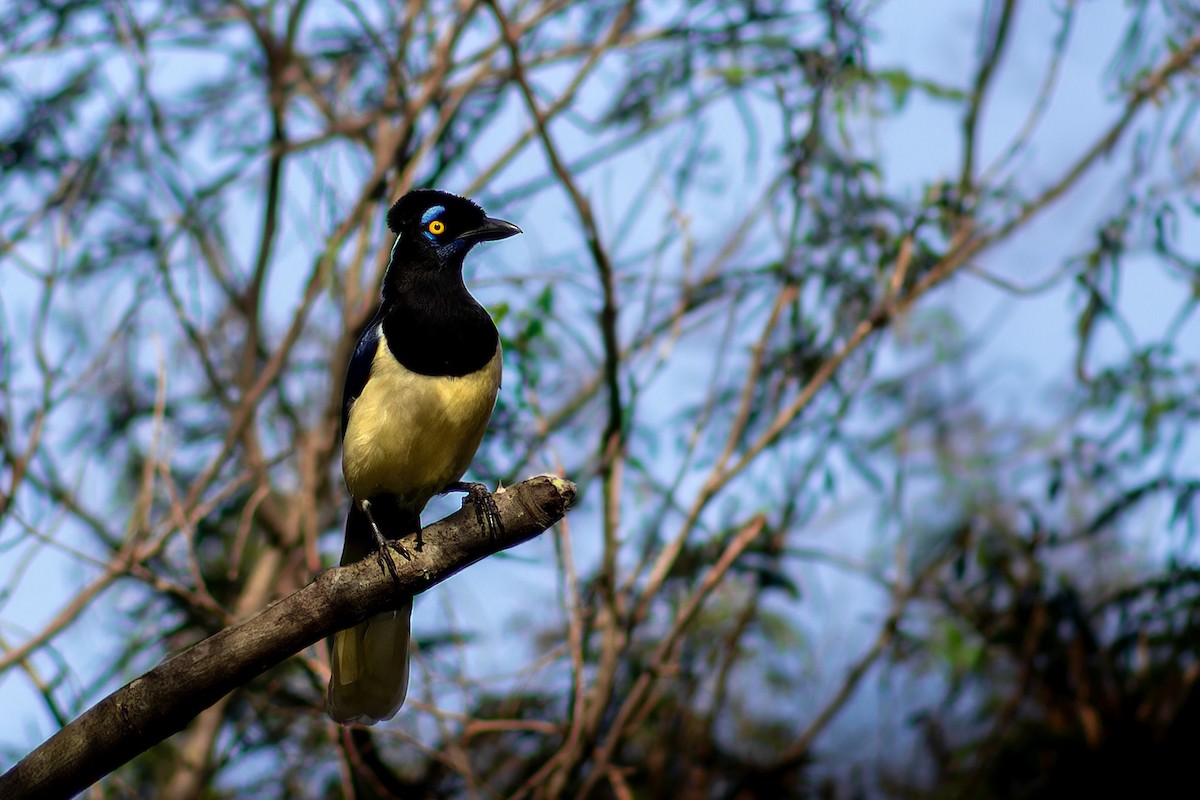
342, 328, 501, 508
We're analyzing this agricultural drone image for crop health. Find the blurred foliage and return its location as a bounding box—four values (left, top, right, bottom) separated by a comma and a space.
1, 0, 1199, 798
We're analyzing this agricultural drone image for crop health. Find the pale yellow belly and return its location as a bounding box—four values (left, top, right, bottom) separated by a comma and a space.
342, 332, 501, 508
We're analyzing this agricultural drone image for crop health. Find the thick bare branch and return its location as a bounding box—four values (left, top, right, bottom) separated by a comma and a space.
0, 476, 575, 800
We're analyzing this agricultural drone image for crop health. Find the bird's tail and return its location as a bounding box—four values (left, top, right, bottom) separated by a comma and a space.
327, 502, 417, 725
327, 602, 413, 724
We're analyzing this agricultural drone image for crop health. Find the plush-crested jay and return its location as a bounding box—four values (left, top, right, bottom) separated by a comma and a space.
327, 189, 520, 724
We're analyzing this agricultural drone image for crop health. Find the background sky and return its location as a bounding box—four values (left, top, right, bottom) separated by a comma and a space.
2, 0, 1196, 788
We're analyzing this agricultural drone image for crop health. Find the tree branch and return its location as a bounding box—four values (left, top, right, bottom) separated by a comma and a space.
0, 475, 576, 800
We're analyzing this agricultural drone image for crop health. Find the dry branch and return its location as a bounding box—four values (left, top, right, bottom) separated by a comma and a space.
0, 475, 576, 800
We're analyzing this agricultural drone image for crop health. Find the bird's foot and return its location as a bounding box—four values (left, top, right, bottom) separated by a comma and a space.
360, 499, 411, 593
443, 481, 504, 539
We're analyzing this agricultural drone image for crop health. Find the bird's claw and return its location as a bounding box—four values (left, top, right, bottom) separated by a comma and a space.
361, 499, 411, 594
443, 481, 504, 539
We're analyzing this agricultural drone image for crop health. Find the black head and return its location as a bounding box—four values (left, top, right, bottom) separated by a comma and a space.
385, 189, 520, 274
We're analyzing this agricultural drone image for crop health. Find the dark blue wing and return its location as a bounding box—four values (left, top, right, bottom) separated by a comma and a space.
341, 309, 384, 439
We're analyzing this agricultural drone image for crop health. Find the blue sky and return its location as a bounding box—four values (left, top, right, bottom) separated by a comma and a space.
2, 0, 1197, 787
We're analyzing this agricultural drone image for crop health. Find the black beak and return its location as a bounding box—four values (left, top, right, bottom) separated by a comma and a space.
457, 216, 522, 244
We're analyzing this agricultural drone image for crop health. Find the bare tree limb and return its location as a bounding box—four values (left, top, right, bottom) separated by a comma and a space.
0, 475, 576, 800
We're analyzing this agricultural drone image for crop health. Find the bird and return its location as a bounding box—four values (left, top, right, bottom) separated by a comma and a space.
327, 188, 520, 725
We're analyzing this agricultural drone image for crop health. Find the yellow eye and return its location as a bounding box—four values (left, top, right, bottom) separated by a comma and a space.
428, 219, 445, 235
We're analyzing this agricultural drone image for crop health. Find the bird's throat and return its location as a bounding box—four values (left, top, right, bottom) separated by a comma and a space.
380, 278, 498, 378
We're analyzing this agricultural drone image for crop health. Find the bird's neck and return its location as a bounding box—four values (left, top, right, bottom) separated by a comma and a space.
380, 269, 498, 378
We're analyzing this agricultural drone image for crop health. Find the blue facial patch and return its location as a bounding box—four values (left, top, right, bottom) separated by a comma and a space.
421, 205, 446, 242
